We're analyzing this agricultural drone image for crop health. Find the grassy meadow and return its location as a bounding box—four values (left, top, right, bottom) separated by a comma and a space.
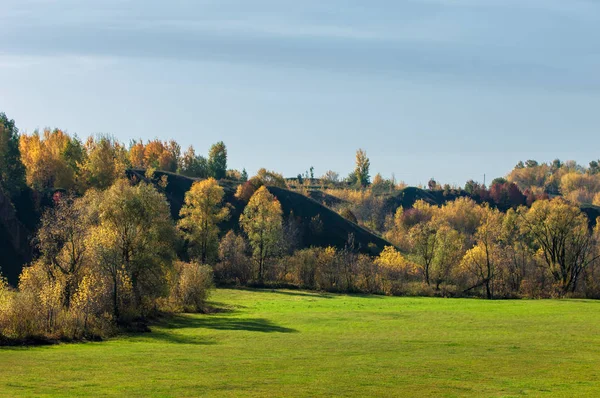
1, 289, 600, 397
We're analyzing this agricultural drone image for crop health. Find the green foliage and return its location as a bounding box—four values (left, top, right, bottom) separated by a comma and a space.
0, 112, 26, 199
208, 141, 227, 180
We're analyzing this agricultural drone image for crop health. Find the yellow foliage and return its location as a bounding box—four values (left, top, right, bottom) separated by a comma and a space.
375, 246, 416, 274
594, 192, 600, 206
178, 178, 229, 262
19, 129, 75, 190
560, 172, 600, 197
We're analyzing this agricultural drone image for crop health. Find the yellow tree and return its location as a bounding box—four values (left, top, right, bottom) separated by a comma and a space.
36, 194, 92, 307
88, 180, 176, 318
79, 136, 128, 190
178, 178, 229, 263
239, 186, 283, 281
460, 207, 504, 299
408, 220, 438, 285
354, 148, 370, 187
521, 198, 599, 295
19, 129, 75, 190
129, 140, 146, 168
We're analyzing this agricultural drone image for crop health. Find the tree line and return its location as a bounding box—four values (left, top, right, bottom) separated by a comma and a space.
2, 111, 600, 345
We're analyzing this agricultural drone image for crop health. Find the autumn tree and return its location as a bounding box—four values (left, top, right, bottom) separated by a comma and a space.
255, 168, 287, 188
79, 135, 128, 190
0, 112, 26, 199
239, 186, 283, 281
409, 221, 438, 286
321, 170, 340, 184
180, 146, 209, 178
88, 180, 176, 318
215, 231, 251, 284
208, 141, 227, 180
36, 194, 92, 307
178, 178, 229, 263
354, 149, 370, 187
521, 198, 599, 295
19, 129, 78, 190
460, 207, 504, 298
430, 224, 463, 290
128, 140, 146, 168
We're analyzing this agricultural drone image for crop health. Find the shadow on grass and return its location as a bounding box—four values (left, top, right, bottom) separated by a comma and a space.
235, 287, 384, 299
155, 314, 298, 335
265, 290, 334, 299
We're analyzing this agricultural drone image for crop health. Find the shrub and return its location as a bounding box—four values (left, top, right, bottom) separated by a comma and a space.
168, 262, 213, 313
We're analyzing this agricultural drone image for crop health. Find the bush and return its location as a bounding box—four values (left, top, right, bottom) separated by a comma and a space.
168, 262, 213, 313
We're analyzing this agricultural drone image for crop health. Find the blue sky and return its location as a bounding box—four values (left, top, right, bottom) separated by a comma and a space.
1, 0, 599, 186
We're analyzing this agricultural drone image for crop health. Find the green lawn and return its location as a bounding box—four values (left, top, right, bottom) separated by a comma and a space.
2, 289, 600, 397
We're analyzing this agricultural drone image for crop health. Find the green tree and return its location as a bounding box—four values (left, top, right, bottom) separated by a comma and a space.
0, 112, 26, 199
239, 186, 283, 281
208, 141, 227, 180
178, 178, 229, 263
88, 180, 176, 318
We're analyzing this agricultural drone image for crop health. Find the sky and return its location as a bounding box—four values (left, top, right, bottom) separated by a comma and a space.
1, 0, 599, 186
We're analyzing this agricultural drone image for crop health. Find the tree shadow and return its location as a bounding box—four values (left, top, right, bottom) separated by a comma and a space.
143, 330, 219, 346
264, 290, 334, 299
155, 314, 298, 334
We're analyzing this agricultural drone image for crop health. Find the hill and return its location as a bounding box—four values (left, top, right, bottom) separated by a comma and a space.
137, 170, 390, 255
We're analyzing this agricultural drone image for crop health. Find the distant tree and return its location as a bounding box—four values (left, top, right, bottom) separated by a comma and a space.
321, 170, 340, 184
129, 140, 146, 168
491, 177, 507, 186
178, 178, 229, 263
428, 178, 438, 191
297, 174, 304, 185
346, 171, 358, 186
62, 135, 86, 175
354, 149, 370, 187
525, 159, 539, 168
0, 112, 26, 199
19, 128, 77, 190
464, 180, 478, 195
551, 158, 563, 171
309, 166, 314, 180
489, 182, 525, 209
515, 161, 525, 169
589, 160, 600, 175
79, 135, 128, 190
255, 168, 287, 188
226, 169, 243, 181
180, 146, 208, 178
239, 186, 283, 282
208, 141, 227, 180
240, 168, 248, 182
235, 176, 264, 202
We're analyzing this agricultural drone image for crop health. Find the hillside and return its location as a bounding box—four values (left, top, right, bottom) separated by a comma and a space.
139, 170, 390, 255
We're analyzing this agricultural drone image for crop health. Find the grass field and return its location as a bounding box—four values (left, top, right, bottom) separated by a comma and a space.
1, 289, 600, 397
